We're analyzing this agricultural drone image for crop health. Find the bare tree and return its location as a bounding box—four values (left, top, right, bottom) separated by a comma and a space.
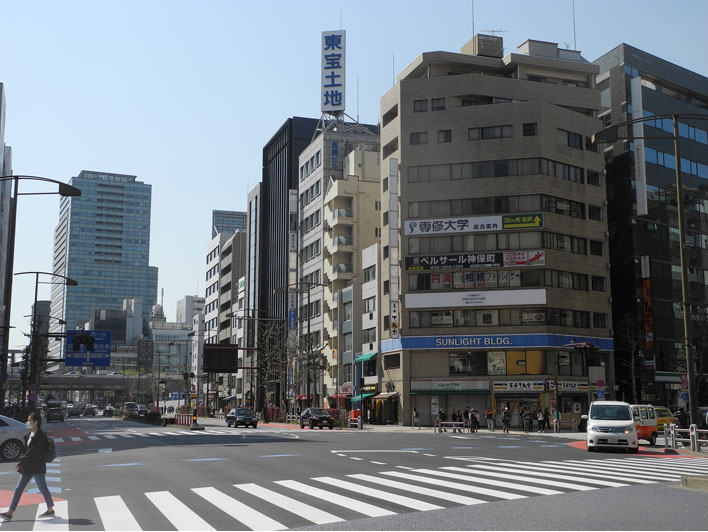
615, 313, 644, 403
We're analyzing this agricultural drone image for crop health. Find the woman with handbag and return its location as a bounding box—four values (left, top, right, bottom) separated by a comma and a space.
0, 412, 55, 520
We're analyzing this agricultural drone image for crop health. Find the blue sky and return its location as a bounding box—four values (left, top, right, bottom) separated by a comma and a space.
1, 0, 707, 349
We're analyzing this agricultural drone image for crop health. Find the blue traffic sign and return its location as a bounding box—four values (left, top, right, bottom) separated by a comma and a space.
596, 390, 605, 399
65, 330, 111, 367
681, 392, 689, 400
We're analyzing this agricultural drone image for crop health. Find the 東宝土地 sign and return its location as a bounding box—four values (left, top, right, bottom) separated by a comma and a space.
321, 30, 345, 114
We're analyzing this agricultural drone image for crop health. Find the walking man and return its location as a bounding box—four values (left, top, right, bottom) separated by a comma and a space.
502, 406, 511, 433
412, 407, 421, 429
1, 412, 55, 521
485, 407, 494, 431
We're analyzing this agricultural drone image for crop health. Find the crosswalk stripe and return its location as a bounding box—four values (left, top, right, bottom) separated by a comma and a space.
473, 463, 628, 487
591, 458, 708, 475
235, 483, 344, 525
457, 464, 596, 491
95, 495, 142, 531
33, 501, 68, 531
382, 470, 527, 499
53, 438, 64, 443
557, 460, 679, 480
134, 433, 151, 438
417, 468, 561, 496
192, 487, 286, 531
119, 434, 134, 438
275, 479, 395, 517
145, 491, 215, 531
148, 433, 166, 436
532, 461, 656, 484
87, 436, 100, 440
313, 476, 444, 511
70, 437, 82, 442
102, 435, 118, 440
617, 458, 708, 473
162, 432, 182, 435
579, 459, 686, 476
348, 473, 485, 505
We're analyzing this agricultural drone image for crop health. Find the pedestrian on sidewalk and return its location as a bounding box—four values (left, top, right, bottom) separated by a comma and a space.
451, 409, 459, 433
412, 407, 421, 429
537, 409, 545, 432
522, 408, 531, 433
485, 407, 494, 431
543, 408, 551, 432
502, 406, 511, 433
463, 407, 471, 433
1, 412, 55, 521
471, 409, 480, 432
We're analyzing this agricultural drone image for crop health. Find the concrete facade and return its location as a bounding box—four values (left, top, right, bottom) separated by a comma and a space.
175, 295, 205, 324
379, 36, 614, 427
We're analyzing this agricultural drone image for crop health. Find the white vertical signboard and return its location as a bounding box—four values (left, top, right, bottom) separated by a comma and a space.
321, 30, 346, 115
631, 76, 648, 216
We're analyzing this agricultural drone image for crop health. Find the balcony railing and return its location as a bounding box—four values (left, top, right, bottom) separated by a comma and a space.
333, 263, 354, 273
333, 235, 353, 246
333, 208, 354, 218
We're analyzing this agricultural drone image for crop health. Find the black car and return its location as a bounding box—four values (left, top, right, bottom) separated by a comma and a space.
299, 407, 334, 429
226, 408, 258, 428
102, 406, 114, 417
46, 408, 64, 423
67, 406, 82, 417
83, 406, 97, 416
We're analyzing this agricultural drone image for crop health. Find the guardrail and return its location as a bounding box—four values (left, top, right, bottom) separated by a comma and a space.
174, 414, 191, 426
285, 414, 299, 424
664, 423, 708, 452
436, 421, 465, 433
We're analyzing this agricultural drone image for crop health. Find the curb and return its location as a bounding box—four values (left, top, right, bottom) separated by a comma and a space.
681, 475, 708, 491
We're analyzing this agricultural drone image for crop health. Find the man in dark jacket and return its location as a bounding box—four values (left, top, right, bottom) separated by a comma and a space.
0, 412, 55, 520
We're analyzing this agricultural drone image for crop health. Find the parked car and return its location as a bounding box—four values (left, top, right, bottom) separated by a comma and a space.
226, 408, 258, 428
299, 407, 334, 429
67, 406, 82, 418
83, 406, 97, 416
0, 415, 30, 460
137, 405, 148, 417
46, 407, 64, 423
102, 406, 114, 417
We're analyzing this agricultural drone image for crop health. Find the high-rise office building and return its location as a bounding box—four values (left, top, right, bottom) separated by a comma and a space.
212, 210, 247, 238
379, 35, 614, 426
176, 295, 205, 324
594, 44, 708, 407
0, 83, 13, 370
50, 171, 158, 355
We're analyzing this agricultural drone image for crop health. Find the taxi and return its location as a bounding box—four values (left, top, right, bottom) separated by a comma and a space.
653, 406, 675, 431
630, 404, 659, 445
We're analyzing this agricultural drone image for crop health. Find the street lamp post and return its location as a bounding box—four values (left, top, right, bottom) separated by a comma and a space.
593, 113, 708, 426
0, 175, 81, 411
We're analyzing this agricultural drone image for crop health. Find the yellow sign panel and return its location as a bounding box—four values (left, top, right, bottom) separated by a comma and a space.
502, 214, 543, 229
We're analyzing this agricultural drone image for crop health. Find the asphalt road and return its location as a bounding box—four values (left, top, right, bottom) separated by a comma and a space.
0, 416, 704, 531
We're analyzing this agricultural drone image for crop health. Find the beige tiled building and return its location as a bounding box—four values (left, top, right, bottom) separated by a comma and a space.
378, 36, 615, 427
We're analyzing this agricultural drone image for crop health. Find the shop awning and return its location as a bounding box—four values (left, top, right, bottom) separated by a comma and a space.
373, 392, 398, 400
332, 394, 350, 399
224, 396, 236, 401
355, 352, 377, 363
351, 393, 375, 402
295, 394, 313, 400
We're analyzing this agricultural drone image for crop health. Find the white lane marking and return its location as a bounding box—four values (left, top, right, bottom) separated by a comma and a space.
53, 438, 64, 443
477, 463, 628, 487
370, 461, 386, 465
421, 467, 565, 497
145, 491, 215, 531
276, 480, 395, 518
133, 433, 151, 438
235, 483, 343, 525
463, 464, 597, 491
395, 465, 414, 470
560, 460, 680, 480
192, 487, 286, 531
350, 457, 364, 461
97, 449, 112, 454
70, 437, 82, 442
348, 473, 484, 505
162, 432, 182, 436
95, 495, 142, 531
33, 500, 68, 531
382, 470, 527, 499
102, 435, 118, 440
330, 449, 420, 453
148, 433, 166, 436
423, 453, 436, 457
313, 476, 443, 511
336, 454, 346, 457
87, 436, 100, 440
118, 434, 134, 439
515, 461, 656, 484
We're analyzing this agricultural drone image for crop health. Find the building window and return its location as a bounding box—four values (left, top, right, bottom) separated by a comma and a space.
413, 99, 428, 112
383, 212, 389, 226
383, 246, 389, 260
363, 296, 376, 313
383, 280, 390, 295
468, 125, 513, 141
523, 123, 538, 136
343, 332, 353, 352
363, 266, 376, 282
559, 129, 583, 150
343, 301, 353, 322
590, 240, 604, 256
437, 129, 452, 143
410, 132, 428, 145
449, 352, 486, 376
593, 313, 608, 328
384, 353, 400, 369
461, 98, 478, 107
591, 276, 607, 291
588, 206, 603, 221
587, 171, 601, 186
363, 328, 376, 343
431, 98, 446, 111
382, 177, 388, 192
383, 315, 390, 330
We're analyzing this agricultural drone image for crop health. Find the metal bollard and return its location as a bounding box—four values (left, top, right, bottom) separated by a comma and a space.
690, 424, 698, 452
664, 424, 671, 450
572, 418, 577, 432
670, 423, 677, 450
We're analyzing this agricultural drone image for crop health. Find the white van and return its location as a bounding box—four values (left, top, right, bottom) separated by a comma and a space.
582, 400, 638, 453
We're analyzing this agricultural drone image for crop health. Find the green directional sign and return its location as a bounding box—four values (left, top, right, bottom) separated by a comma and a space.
502, 213, 543, 229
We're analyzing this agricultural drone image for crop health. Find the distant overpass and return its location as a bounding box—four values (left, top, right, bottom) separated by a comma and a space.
40, 374, 181, 392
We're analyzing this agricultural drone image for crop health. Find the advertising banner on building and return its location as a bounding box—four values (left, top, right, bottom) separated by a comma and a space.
631, 76, 648, 216
321, 30, 345, 114
381, 333, 615, 352
405, 288, 546, 309
642, 278, 655, 351
405, 216, 502, 236
411, 378, 489, 394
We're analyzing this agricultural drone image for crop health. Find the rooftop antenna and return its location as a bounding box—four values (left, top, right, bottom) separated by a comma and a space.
472, 0, 475, 36
392, 51, 395, 86
356, 75, 360, 123
339, 10, 342, 30
572, 0, 577, 49
480, 29, 507, 36
161, 288, 164, 308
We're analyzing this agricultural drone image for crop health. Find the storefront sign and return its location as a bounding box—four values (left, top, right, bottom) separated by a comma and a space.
405, 216, 502, 235
503, 250, 545, 267
493, 380, 588, 392
339, 382, 352, 395
404, 251, 545, 271
411, 378, 489, 394
381, 333, 614, 352
361, 384, 378, 393
405, 288, 546, 309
